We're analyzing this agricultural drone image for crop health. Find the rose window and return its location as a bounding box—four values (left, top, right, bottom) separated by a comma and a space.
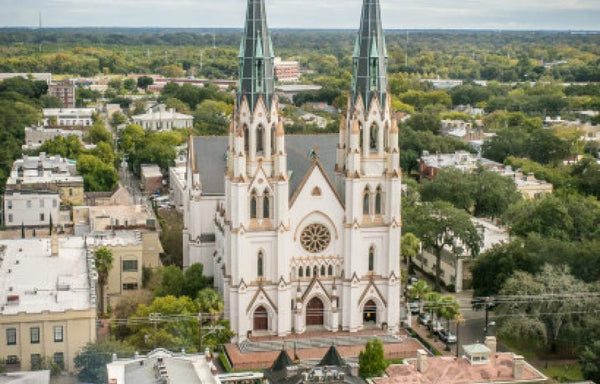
300, 224, 331, 253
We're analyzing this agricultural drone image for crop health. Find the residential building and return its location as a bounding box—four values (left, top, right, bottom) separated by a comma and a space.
414, 218, 509, 292
418, 151, 552, 199
274, 57, 300, 82
490, 166, 554, 199
0, 237, 97, 373
439, 120, 488, 143
373, 339, 547, 384
106, 348, 222, 384
74, 204, 163, 311
42, 108, 94, 127
183, 0, 401, 341
22, 126, 84, 151
48, 81, 76, 108
419, 151, 503, 181
140, 165, 164, 195
132, 104, 193, 131
4, 154, 84, 228
299, 112, 328, 129
275, 84, 322, 100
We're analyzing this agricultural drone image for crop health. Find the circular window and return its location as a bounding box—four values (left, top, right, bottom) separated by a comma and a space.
300, 224, 331, 253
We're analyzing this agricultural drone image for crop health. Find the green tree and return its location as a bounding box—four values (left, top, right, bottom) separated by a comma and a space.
408, 281, 430, 313
110, 111, 127, 128
438, 295, 460, 331
123, 78, 137, 92
137, 76, 154, 90
420, 168, 477, 213
496, 265, 592, 352
526, 129, 571, 165
196, 288, 224, 320
77, 154, 119, 192
86, 120, 113, 144
183, 264, 209, 298
93, 141, 115, 166
38, 135, 83, 159
404, 201, 482, 290
119, 124, 146, 154
193, 100, 233, 136
75, 340, 135, 384
581, 340, 600, 384
127, 295, 198, 351
154, 265, 185, 297
401, 232, 420, 274
95, 247, 114, 315
406, 111, 441, 133
358, 339, 388, 378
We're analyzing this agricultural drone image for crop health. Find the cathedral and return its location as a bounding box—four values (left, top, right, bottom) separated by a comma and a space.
183, 0, 402, 342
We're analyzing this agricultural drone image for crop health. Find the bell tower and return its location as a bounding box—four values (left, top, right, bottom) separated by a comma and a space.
224, 0, 292, 342
337, 0, 401, 333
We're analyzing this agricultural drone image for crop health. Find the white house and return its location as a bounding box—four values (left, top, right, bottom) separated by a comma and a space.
132, 105, 194, 131
42, 108, 95, 127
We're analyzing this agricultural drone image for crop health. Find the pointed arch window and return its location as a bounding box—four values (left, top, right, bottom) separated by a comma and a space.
363, 187, 371, 215
263, 190, 271, 219
313, 266, 318, 277
370, 58, 378, 90
244, 125, 250, 152
370, 124, 378, 151
375, 186, 383, 215
359, 122, 364, 151
250, 190, 258, 219
306, 266, 310, 277
257, 252, 264, 277
271, 125, 276, 154
257, 125, 265, 155
320, 265, 326, 276
299, 267, 304, 278
368, 246, 375, 272
328, 265, 333, 276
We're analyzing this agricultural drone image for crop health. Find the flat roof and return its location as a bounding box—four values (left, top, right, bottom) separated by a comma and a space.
0, 237, 95, 315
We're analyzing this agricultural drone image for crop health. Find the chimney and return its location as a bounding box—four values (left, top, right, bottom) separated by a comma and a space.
484, 336, 497, 355
513, 355, 525, 379
51, 233, 59, 256
417, 349, 428, 373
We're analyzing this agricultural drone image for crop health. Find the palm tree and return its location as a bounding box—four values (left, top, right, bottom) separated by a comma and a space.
408, 280, 431, 313
423, 291, 442, 326
94, 247, 114, 315
401, 233, 420, 274
455, 313, 465, 358
196, 288, 224, 322
438, 295, 460, 331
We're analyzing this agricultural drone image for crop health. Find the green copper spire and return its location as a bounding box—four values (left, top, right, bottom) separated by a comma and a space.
238, 0, 275, 112
352, 0, 389, 110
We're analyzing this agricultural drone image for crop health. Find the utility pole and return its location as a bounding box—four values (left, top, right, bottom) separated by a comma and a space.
149, 313, 161, 349
483, 297, 492, 338
198, 313, 203, 352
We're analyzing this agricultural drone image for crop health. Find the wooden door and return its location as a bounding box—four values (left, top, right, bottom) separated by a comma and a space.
306, 297, 324, 326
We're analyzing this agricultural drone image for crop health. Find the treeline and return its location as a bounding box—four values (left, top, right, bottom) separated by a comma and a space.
0, 29, 599, 82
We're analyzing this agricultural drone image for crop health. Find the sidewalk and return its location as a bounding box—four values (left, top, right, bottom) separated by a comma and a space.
410, 317, 453, 356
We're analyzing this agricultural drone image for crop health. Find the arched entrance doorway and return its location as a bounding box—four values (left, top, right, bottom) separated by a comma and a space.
253, 306, 268, 331
363, 300, 377, 324
306, 297, 324, 326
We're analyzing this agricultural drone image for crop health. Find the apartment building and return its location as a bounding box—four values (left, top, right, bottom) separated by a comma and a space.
48, 81, 76, 108
0, 237, 97, 373
42, 108, 94, 127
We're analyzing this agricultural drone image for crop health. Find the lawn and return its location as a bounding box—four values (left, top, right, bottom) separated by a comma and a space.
500, 337, 584, 383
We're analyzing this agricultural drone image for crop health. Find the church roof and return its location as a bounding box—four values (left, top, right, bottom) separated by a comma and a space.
352, 0, 388, 110
191, 135, 342, 199
238, 0, 275, 112
318, 346, 346, 367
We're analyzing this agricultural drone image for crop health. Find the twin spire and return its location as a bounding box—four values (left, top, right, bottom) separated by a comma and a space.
238, 0, 275, 113
238, 0, 388, 113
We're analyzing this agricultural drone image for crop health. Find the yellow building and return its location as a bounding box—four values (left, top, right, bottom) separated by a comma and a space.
0, 237, 97, 373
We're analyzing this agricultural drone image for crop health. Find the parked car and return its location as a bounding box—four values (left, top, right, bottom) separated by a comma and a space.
408, 275, 419, 285
418, 312, 430, 326
439, 330, 457, 344
408, 300, 420, 315
428, 320, 444, 335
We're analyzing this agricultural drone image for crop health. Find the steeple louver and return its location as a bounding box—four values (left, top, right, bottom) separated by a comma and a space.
238, 0, 275, 113
352, 0, 388, 111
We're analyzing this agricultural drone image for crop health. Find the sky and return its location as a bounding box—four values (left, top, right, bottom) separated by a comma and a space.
1, 0, 600, 30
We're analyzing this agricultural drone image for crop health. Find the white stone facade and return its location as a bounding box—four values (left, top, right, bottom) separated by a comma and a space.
3, 191, 60, 228
132, 105, 194, 131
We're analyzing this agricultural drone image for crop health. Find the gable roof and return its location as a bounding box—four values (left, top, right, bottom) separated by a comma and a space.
191, 135, 342, 199
289, 158, 344, 208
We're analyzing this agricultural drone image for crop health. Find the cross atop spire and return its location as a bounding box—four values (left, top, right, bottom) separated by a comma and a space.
238, 0, 275, 113
351, 0, 388, 111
